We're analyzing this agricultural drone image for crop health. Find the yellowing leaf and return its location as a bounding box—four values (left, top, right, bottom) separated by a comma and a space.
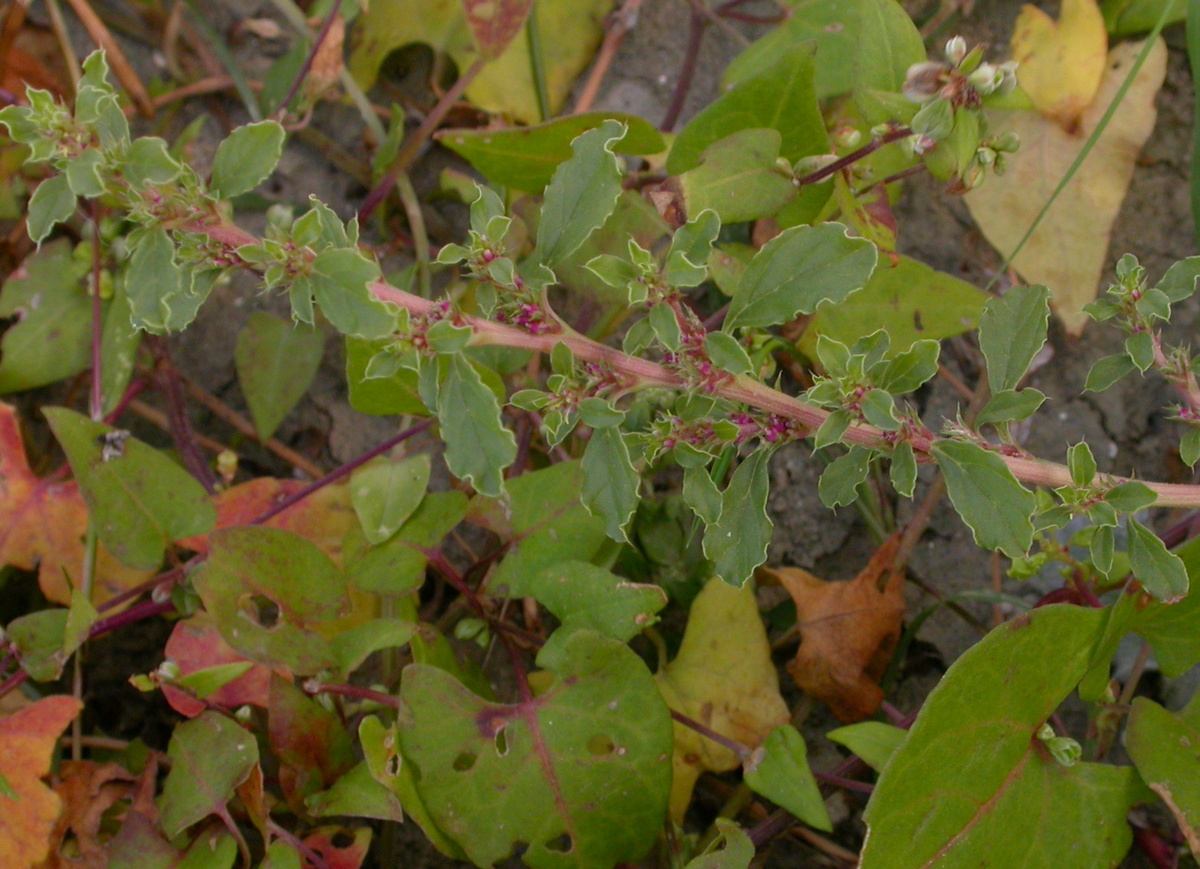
758, 535, 905, 723
0, 695, 82, 869
965, 38, 1167, 335
654, 578, 788, 821
1011, 0, 1108, 127
348, 0, 612, 123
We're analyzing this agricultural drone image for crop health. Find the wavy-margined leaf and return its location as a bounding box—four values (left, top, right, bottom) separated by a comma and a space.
210, 120, 285, 199
44, 407, 216, 569
1126, 694, 1200, 857
530, 120, 626, 268
581, 424, 640, 543
398, 629, 672, 869
724, 223, 877, 331
439, 113, 664, 193
667, 43, 827, 175
437, 353, 516, 498
703, 449, 774, 587
861, 605, 1142, 869
931, 440, 1035, 558
978, 284, 1051, 393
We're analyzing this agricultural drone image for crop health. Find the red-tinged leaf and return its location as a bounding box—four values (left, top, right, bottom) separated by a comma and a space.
0, 402, 152, 605
158, 711, 259, 838
178, 477, 355, 564
302, 826, 371, 869
45, 760, 136, 867
463, 0, 533, 61
268, 675, 356, 813
103, 810, 182, 868
0, 695, 82, 868
162, 612, 283, 718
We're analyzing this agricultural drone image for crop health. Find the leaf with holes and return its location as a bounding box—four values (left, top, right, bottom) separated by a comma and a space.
192, 526, 349, 674
860, 605, 1142, 869
234, 311, 325, 441
398, 629, 672, 868
44, 407, 216, 570
0, 696, 81, 869
157, 710, 259, 838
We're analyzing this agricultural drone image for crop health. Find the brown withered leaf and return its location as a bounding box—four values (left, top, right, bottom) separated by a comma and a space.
758, 535, 905, 723
38, 761, 136, 869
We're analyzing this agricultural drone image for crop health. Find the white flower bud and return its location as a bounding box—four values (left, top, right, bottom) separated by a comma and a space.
945, 36, 968, 65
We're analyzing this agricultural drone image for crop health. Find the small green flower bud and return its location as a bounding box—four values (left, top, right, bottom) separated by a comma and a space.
993, 131, 1021, 152
967, 63, 1003, 95
793, 153, 840, 176
832, 125, 863, 150
157, 660, 181, 681
976, 146, 997, 167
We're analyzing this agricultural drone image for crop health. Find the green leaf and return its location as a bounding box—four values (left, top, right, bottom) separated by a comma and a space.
704, 331, 754, 376
860, 605, 1141, 869
825, 721, 906, 771
683, 464, 723, 524
860, 389, 900, 430
723, 0, 862, 98
530, 119, 626, 267
1103, 0, 1188, 36
1184, 427, 1200, 468
27, 175, 76, 245
470, 461, 608, 590
799, 255, 987, 358
437, 353, 516, 497
879, 339, 940, 393
725, 223, 877, 330
398, 629, 672, 868
665, 210, 721, 288
1068, 442, 1098, 488
1155, 255, 1200, 301
852, 0, 925, 125
814, 408, 852, 449
975, 388, 1047, 426
44, 407, 216, 569
309, 248, 396, 340
1128, 518, 1189, 602
7, 610, 69, 681
307, 761, 405, 823
1126, 330, 1155, 372
1126, 695, 1200, 857
65, 150, 106, 198
0, 240, 91, 393
819, 445, 872, 508
890, 442, 917, 498
978, 285, 1051, 393
581, 424, 640, 542
497, 560, 666, 642
99, 277, 141, 415
330, 618, 416, 679
704, 449, 773, 587
1085, 353, 1136, 392
679, 129, 798, 224
192, 526, 346, 674
124, 227, 184, 334
348, 491, 468, 595
121, 137, 182, 188
743, 725, 831, 832
685, 820, 753, 869
931, 440, 1035, 558
345, 337, 427, 416
350, 453, 431, 545
209, 120, 286, 198
668, 43, 827, 175
439, 113, 665, 193
234, 312, 324, 440
158, 711, 259, 838
269, 673, 356, 805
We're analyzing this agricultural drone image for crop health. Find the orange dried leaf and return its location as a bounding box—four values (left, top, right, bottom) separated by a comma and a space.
0, 402, 152, 605
0, 695, 82, 869
40, 761, 135, 869
759, 536, 905, 723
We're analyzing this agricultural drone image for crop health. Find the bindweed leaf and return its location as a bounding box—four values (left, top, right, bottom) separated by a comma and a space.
234, 312, 324, 440
743, 725, 831, 831
683, 819, 753, 869
1125, 695, 1200, 858
398, 629, 672, 869
463, 0, 532, 60
158, 711, 259, 838
348, 491, 468, 596
826, 721, 906, 772
350, 453, 431, 545
852, 0, 926, 125
44, 407, 216, 569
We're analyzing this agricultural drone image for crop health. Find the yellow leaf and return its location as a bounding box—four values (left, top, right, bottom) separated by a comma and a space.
1011, 0, 1108, 128
654, 578, 788, 821
348, 0, 612, 123
965, 38, 1166, 335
